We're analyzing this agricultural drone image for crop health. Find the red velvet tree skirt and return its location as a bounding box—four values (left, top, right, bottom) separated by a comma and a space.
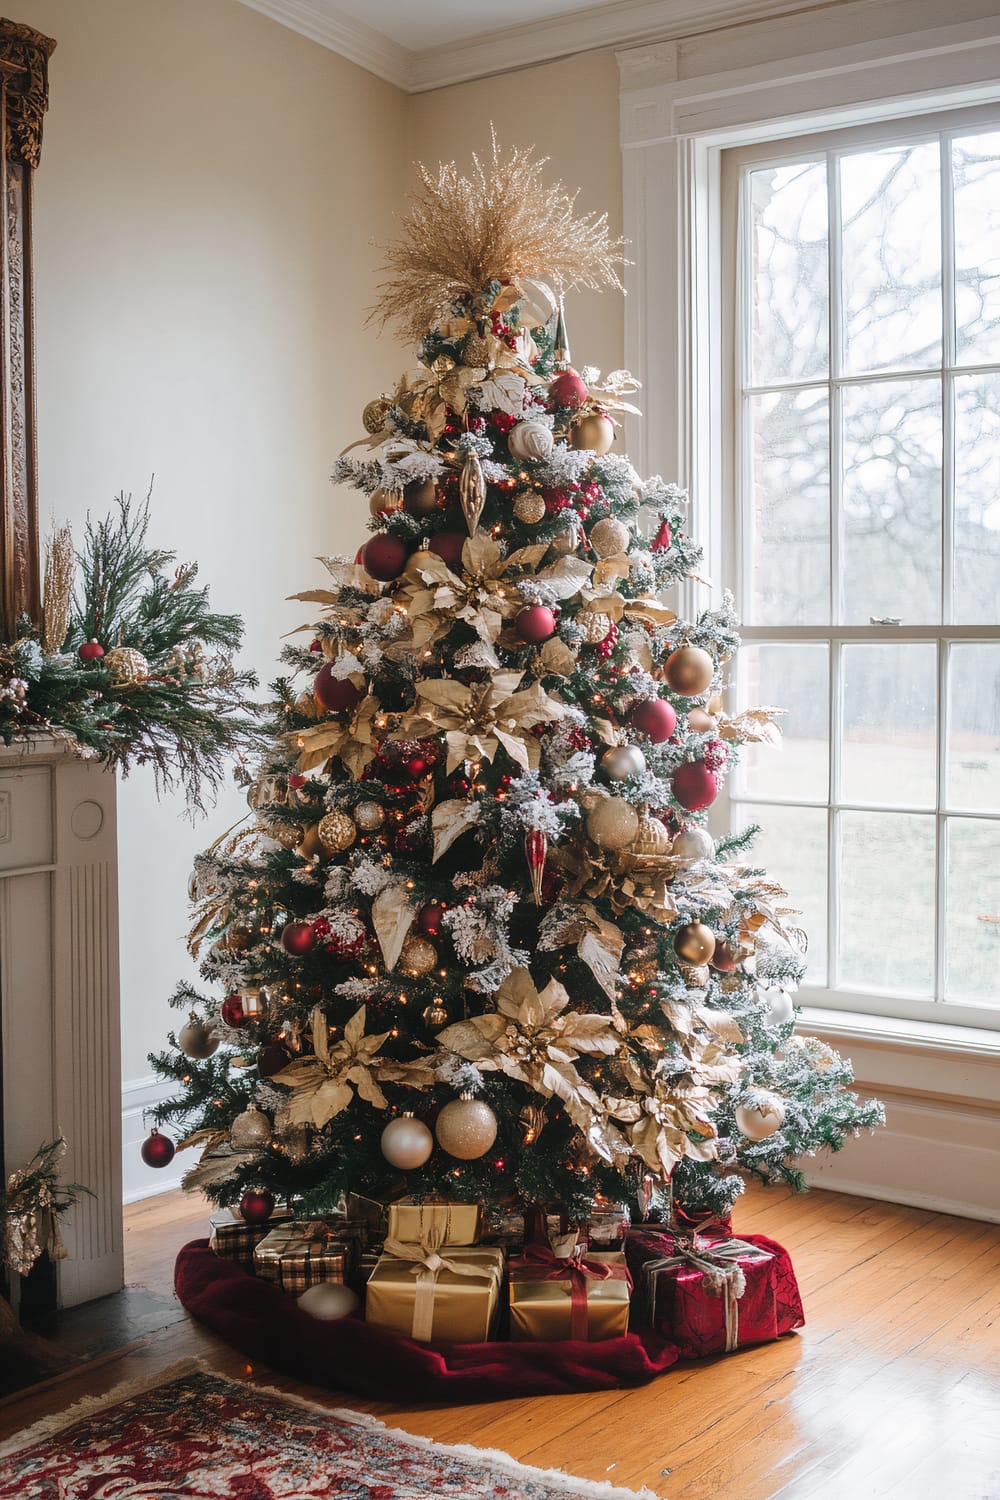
175, 1240, 682, 1402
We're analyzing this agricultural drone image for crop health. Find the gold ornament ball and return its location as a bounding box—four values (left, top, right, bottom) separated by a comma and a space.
355, 800, 386, 832
230, 1104, 273, 1150
299, 1281, 360, 1319
582, 611, 613, 645
362, 396, 392, 434
381, 1112, 434, 1170
570, 412, 616, 456
296, 823, 328, 862
104, 646, 151, 687
735, 1092, 786, 1141
369, 486, 403, 517
586, 795, 640, 851
271, 821, 305, 850
513, 490, 547, 525
178, 1013, 219, 1060
665, 645, 715, 697
422, 998, 448, 1028
318, 810, 357, 853
673, 921, 717, 965
632, 810, 670, 855
401, 935, 438, 976
601, 744, 646, 782
686, 707, 718, 734
434, 1094, 498, 1160
671, 826, 715, 862
463, 331, 492, 367
588, 517, 630, 559
403, 477, 439, 518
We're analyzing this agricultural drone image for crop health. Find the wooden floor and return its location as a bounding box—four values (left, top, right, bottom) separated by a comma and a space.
1, 1182, 997, 1499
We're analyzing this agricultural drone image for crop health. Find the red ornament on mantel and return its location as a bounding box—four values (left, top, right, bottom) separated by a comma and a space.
239, 1188, 276, 1224
79, 639, 105, 661
140, 1128, 175, 1169
671, 761, 719, 811
314, 662, 363, 714
280, 920, 317, 956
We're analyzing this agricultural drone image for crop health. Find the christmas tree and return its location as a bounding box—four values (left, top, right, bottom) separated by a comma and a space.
149, 144, 883, 1234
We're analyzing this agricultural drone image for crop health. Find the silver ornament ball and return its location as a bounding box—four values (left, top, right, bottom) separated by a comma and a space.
760, 988, 795, 1028
734, 1092, 786, 1141
671, 826, 715, 862
601, 744, 647, 782
230, 1104, 273, 1149
381, 1112, 434, 1170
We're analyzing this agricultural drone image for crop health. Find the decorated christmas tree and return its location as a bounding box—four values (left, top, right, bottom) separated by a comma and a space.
149, 143, 883, 1241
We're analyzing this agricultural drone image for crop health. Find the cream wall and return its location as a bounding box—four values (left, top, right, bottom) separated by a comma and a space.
407, 49, 625, 379
17, 0, 407, 1181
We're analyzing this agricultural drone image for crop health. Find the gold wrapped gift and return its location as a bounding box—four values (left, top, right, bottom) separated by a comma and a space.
365, 1229, 504, 1343
386, 1198, 482, 1247
509, 1245, 632, 1342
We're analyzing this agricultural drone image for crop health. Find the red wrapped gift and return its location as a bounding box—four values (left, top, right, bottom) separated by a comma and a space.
625, 1226, 804, 1357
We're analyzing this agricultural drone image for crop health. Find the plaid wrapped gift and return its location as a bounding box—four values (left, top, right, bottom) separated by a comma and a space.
253, 1220, 359, 1293
209, 1209, 294, 1270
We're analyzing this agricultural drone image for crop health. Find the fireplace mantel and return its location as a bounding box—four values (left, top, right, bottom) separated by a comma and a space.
0, 734, 123, 1306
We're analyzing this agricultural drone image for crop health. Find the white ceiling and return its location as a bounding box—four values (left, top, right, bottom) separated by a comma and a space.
237, 0, 845, 92
326, 0, 616, 52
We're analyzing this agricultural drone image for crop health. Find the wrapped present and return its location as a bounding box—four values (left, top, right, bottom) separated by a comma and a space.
484, 1202, 526, 1249
365, 1225, 503, 1342
209, 1208, 294, 1269
509, 1236, 632, 1342
584, 1198, 631, 1249
386, 1197, 482, 1247
254, 1220, 359, 1293
625, 1226, 804, 1357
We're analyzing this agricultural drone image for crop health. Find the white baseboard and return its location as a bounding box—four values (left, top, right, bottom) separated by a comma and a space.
121, 1075, 185, 1203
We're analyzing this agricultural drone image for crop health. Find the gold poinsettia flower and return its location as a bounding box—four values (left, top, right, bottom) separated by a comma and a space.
401, 671, 569, 775
272, 1005, 434, 1130
290, 693, 381, 779
396, 342, 537, 439
437, 967, 628, 1162
393, 535, 550, 660
607, 1034, 742, 1177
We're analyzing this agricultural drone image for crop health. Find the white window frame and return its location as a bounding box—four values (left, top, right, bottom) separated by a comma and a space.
618, 5, 1000, 1039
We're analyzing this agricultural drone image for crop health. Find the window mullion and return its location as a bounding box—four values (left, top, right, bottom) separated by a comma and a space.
827, 150, 844, 628
935, 640, 950, 1005
941, 131, 957, 628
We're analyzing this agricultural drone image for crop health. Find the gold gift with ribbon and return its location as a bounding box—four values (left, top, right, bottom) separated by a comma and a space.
386, 1198, 482, 1247
508, 1237, 632, 1342
365, 1224, 503, 1342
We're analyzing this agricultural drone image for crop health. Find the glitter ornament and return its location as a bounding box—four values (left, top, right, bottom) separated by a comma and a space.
299, 1282, 360, 1320
671, 761, 719, 812
239, 1189, 275, 1224
513, 490, 547, 524
230, 1104, 272, 1150
588, 517, 630, 558
671, 826, 715, 862
673, 922, 716, 965
140, 1129, 175, 1169
586, 795, 640, 850
401, 935, 437, 975
314, 662, 363, 714
354, 800, 386, 831
434, 1093, 498, 1160
422, 998, 448, 1028
665, 645, 715, 697
628, 697, 677, 743
104, 646, 150, 687
632, 810, 670, 855
600, 744, 646, 782
508, 419, 554, 463
735, 1092, 786, 1140
178, 1013, 219, 1060
582, 611, 614, 645
271, 822, 305, 850
381, 1112, 434, 1170
362, 396, 392, 433
571, 412, 615, 455
317, 810, 357, 853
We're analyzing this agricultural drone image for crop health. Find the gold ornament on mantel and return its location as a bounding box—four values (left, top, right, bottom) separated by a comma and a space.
104, 646, 150, 687
317, 809, 357, 853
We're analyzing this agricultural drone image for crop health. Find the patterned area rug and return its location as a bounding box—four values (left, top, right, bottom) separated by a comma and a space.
0, 1361, 658, 1499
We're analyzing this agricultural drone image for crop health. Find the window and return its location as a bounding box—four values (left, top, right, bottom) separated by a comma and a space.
722, 108, 1000, 1028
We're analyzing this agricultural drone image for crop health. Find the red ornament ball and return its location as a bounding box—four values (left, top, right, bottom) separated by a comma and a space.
428, 532, 466, 569
628, 697, 678, 743
309, 638, 323, 653
311, 917, 332, 941
516, 605, 558, 644
314, 662, 362, 714
288, 773, 307, 791
652, 520, 672, 552
362, 534, 408, 581
239, 1188, 275, 1224
548, 368, 589, 410
280, 920, 317, 956
140, 1129, 175, 1169
710, 939, 739, 973
221, 993, 247, 1028
417, 901, 449, 937
79, 639, 105, 661
671, 761, 719, 811
258, 1040, 292, 1078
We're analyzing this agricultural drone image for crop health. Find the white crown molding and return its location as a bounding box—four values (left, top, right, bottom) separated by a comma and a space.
236, 0, 854, 93
236, 0, 412, 88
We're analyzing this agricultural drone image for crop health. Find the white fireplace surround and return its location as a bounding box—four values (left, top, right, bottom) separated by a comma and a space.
0, 736, 123, 1306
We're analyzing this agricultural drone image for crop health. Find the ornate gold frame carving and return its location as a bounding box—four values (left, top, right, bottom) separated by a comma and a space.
0, 18, 55, 639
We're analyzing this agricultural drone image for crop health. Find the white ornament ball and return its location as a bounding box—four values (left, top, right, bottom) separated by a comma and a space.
434, 1094, 498, 1160
507, 419, 554, 464
588, 517, 631, 559
586, 795, 640, 850
735, 1092, 786, 1141
601, 744, 647, 782
671, 826, 715, 862
760, 988, 795, 1027
178, 1016, 219, 1060
381, 1112, 434, 1170
298, 1282, 360, 1320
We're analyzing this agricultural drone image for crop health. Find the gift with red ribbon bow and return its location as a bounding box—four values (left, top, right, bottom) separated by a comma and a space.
509, 1233, 633, 1341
